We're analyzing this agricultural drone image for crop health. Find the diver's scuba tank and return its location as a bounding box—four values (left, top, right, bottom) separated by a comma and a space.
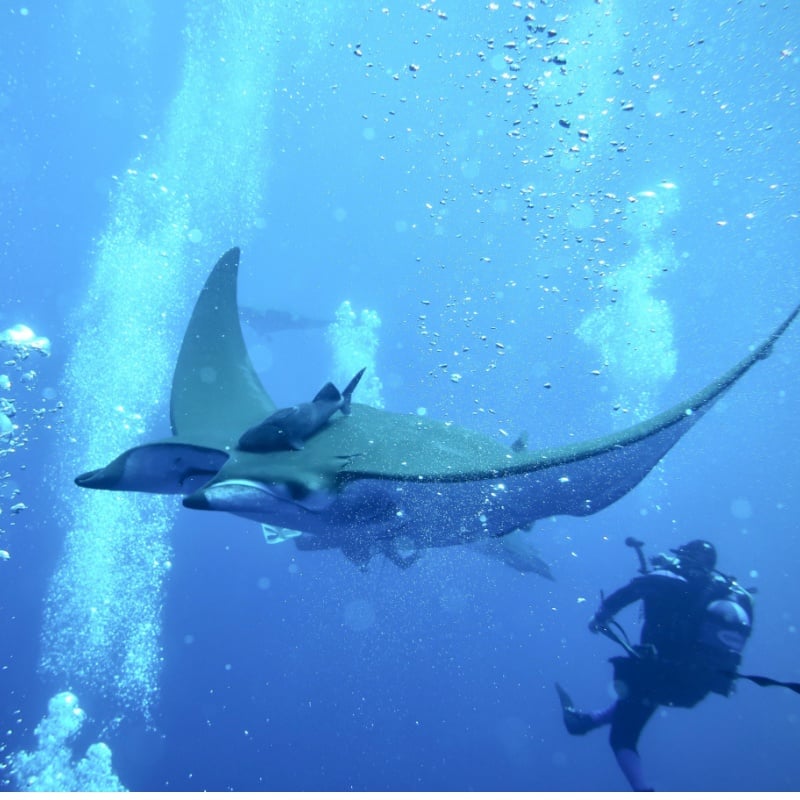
697, 586, 753, 695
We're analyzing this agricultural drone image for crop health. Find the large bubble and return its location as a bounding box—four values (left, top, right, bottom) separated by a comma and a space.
0, 323, 52, 359
10, 692, 126, 792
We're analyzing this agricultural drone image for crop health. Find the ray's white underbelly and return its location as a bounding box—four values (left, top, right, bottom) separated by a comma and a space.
230, 469, 578, 549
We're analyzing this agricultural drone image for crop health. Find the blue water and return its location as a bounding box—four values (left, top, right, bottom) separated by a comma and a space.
1, 1, 799, 791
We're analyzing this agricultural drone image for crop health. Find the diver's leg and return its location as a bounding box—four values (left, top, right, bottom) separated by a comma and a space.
615, 747, 654, 792
555, 683, 615, 735
609, 697, 657, 792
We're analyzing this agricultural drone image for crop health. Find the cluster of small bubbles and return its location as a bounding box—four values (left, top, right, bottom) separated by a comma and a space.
622, 181, 680, 238
40, 0, 282, 729
327, 300, 384, 408
9, 692, 126, 791
576, 182, 680, 422
439, 586, 469, 614
113, 405, 146, 435
42, 490, 173, 716
0, 322, 57, 555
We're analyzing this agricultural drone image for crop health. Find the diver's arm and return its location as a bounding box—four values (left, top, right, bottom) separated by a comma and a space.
588, 577, 647, 632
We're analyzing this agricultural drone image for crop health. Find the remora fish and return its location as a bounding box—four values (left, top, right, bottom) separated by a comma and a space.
238, 368, 365, 452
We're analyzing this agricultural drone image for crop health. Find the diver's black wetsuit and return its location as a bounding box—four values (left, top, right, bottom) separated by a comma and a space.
598, 570, 720, 751
563, 567, 752, 791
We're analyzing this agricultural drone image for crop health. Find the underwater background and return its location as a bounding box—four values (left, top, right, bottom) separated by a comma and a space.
0, 0, 798, 792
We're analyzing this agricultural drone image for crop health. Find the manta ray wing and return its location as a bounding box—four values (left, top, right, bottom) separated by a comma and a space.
194, 298, 798, 558
76, 248, 277, 494
333, 299, 799, 498
170, 247, 276, 447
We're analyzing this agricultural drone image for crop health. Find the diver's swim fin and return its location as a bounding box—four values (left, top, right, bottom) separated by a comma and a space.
732, 672, 800, 695
555, 682, 574, 712
555, 682, 597, 736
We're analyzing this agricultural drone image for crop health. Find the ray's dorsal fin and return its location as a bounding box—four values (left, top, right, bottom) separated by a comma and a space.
340, 367, 365, 415
170, 247, 276, 446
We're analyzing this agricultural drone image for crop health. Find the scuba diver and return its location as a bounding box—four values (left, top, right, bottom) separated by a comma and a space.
556, 539, 754, 791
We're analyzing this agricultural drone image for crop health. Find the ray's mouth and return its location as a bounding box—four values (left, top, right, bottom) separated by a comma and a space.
182, 491, 211, 510
182, 479, 334, 513
182, 479, 287, 513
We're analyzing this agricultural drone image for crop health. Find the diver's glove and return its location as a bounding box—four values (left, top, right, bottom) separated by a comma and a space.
588, 612, 608, 634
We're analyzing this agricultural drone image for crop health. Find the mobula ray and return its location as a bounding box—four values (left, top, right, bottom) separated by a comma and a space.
76, 248, 799, 568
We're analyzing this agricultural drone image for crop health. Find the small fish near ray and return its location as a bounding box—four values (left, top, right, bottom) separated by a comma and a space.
75, 248, 799, 569
238, 368, 365, 452
239, 305, 331, 335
